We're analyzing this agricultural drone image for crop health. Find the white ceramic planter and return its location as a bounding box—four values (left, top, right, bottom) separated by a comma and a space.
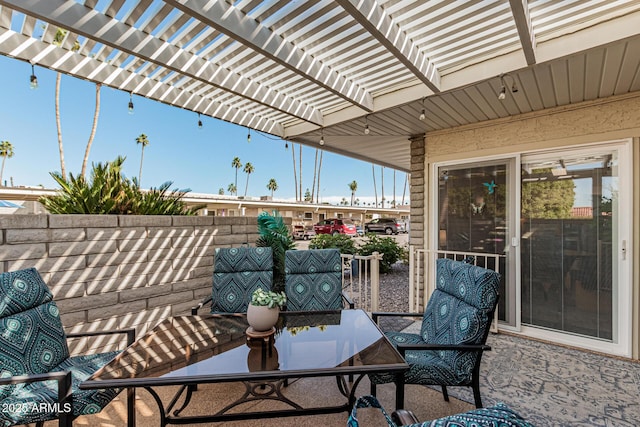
246, 304, 279, 332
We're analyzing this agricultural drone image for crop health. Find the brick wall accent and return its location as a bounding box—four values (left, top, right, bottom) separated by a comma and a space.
0, 214, 274, 353
409, 134, 425, 248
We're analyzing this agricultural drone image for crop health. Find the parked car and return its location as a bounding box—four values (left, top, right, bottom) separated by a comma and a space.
364, 218, 405, 235
355, 225, 365, 236
314, 218, 357, 236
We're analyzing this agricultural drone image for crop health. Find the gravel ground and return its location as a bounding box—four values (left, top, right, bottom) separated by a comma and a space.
371, 262, 416, 332
377, 262, 411, 312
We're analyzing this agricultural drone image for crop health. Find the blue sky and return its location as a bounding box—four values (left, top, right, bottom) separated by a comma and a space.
0, 55, 409, 205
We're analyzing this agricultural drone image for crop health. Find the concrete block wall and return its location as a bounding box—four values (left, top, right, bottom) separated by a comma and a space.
0, 214, 264, 353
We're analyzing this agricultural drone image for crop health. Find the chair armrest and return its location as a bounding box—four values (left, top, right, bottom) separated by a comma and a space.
67, 328, 136, 346
371, 311, 424, 324
392, 409, 420, 425
341, 291, 355, 309
191, 295, 213, 315
0, 371, 72, 403
396, 343, 491, 356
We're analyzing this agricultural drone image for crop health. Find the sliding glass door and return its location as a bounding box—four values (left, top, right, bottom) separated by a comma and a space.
521, 147, 622, 342
435, 142, 631, 355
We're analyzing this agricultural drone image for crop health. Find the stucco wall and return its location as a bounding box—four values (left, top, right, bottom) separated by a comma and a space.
0, 214, 264, 353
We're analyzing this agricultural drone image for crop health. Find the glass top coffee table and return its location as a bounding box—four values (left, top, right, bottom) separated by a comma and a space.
81, 309, 408, 425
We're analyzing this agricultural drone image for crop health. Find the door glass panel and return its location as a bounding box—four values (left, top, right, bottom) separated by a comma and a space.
437, 162, 509, 323
521, 152, 616, 340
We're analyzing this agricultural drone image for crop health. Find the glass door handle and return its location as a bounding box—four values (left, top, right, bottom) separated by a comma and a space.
621, 240, 627, 260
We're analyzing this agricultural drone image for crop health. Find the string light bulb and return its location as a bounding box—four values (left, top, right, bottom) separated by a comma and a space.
419, 97, 425, 120
29, 64, 38, 90
364, 116, 370, 135
319, 128, 325, 146
128, 93, 134, 114
498, 73, 518, 100
247, 128, 251, 143
197, 113, 203, 129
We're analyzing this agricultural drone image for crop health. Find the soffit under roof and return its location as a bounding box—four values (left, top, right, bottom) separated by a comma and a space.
1, 0, 639, 172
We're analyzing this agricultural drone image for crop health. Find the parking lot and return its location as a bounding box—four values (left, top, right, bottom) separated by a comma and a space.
294, 230, 408, 250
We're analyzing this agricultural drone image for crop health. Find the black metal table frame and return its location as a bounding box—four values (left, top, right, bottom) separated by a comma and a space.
80, 311, 408, 426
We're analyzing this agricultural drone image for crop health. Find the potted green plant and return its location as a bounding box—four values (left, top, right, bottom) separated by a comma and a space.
246, 287, 287, 332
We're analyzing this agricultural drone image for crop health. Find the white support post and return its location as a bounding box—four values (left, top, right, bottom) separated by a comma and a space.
370, 251, 380, 312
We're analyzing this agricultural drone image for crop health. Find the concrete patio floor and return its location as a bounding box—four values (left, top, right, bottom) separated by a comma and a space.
62, 376, 473, 426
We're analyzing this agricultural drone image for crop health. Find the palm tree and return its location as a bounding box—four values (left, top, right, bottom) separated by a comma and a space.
227, 183, 237, 195
392, 169, 396, 208
402, 172, 409, 205
0, 140, 14, 186
81, 83, 101, 178
311, 149, 318, 203
135, 133, 150, 186
291, 145, 298, 201
381, 166, 385, 209
349, 180, 358, 206
316, 150, 323, 203
298, 144, 303, 202
53, 29, 67, 179
372, 164, 378, 207
218, 188, 225, 195
243, 162, 254, 196
231, 157, 242, 194
267, 178, 278, 197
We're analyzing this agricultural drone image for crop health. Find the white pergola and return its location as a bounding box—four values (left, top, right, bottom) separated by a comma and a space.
1, 0, 639, 171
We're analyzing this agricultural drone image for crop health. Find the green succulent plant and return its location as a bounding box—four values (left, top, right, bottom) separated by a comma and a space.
250, 287, 287, 309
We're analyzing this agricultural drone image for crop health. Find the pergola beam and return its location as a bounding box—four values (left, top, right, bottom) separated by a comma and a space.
509, 0, 536, 65
164, 0, 375, 112
336, 0, 441, 93
0, 28, 285, 136
0, 0, 323, 126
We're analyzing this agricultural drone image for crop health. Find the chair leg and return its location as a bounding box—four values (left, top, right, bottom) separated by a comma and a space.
395, 375, 405, 410
441, 385, 449, 402
370, 382, 377, 396
472, 384, 483, 408
127, 387, 136, 427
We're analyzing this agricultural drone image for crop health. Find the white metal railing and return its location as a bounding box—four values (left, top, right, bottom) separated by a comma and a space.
341, 252, 382, 312
409, 247, 504, 332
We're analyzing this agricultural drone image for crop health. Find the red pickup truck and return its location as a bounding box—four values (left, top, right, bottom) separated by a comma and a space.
314, 218, 357, 236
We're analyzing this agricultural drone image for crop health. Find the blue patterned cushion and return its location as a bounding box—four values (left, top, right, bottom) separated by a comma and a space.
285, 249, 343, 311
0, 352, 121, 426
211, 247, 273, 313
412, 402, 533, 426
0, 268, 53, 319
421, 259, 499, 346
0, 300, 70, 401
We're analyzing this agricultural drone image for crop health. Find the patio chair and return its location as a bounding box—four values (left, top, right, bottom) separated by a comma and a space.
192, 246, 273, 314
284, 248, 354, 311
348, 395, 532, 427
0, 268, 135, 427
369, 258, 500, 409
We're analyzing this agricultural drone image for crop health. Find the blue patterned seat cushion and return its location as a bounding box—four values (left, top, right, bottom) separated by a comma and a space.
411, 402, 533, 427
0, 352, 121, 426
211, 247, 273, 313
285, 249, 343, 311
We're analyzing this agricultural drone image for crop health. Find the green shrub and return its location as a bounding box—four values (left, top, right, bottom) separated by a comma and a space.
357, 234, 407, 273
39, 156, 203, 215
308, 233, 357, 255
